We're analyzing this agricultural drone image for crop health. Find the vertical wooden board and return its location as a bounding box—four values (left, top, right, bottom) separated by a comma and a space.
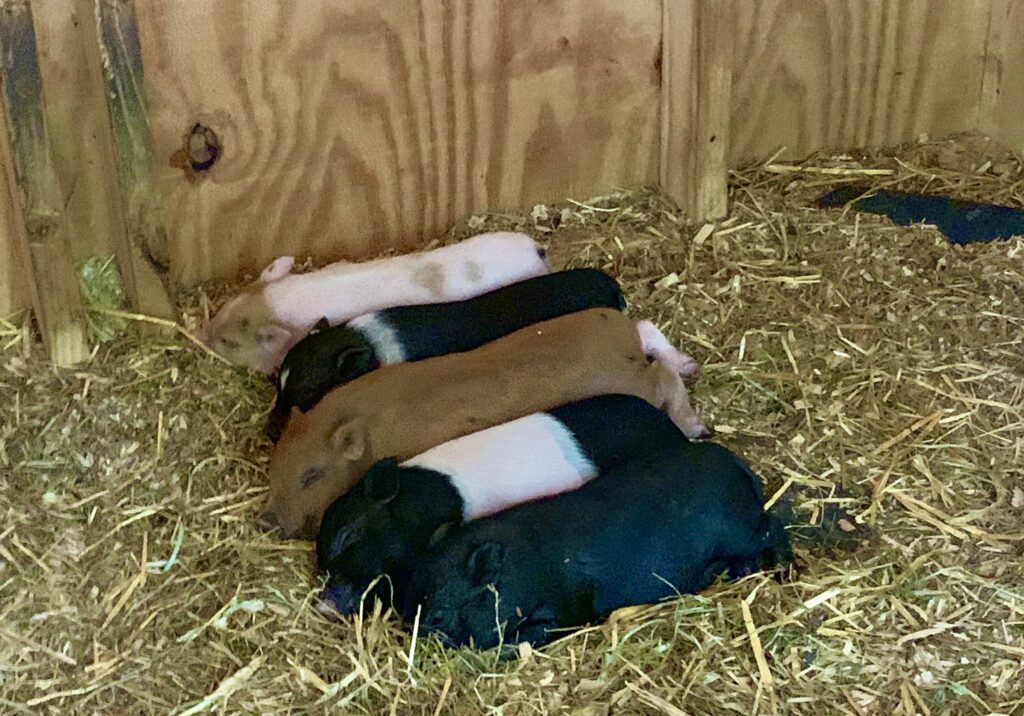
0, 1, 89, 364
96, 0, 171, 268
133, 0, 662, 286
730, 0, 992, 163
660, 0, 732, 222
0, 96, 88, 364
29, 0, 174, 322
0, 1, 62, 221
0, 190, 28, 318
982, 0, 1024, 152
31, 0, 117, 260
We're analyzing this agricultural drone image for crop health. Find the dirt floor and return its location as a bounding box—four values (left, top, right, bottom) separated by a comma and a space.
2, 134, 1023, 714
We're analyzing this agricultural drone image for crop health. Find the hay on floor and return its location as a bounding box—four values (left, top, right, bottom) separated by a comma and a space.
1, 132, 1023, 715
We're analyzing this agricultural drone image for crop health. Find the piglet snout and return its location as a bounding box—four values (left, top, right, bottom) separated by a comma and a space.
322, 583, 359, 614
257, 504, 310, 539
420, 609, 457, 639
256, 507, 279, 532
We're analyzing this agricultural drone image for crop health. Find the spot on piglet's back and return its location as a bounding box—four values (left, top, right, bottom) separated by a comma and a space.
464, 260, 483, 284
412, 262, 446, 297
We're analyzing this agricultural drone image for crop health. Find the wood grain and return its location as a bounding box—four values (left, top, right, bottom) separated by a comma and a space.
133, 0, 663, 285
31, 0, 175, 320
0, 159, 28, 318
0, 78, 89, 364
981, 0, 1024, 152
32, 0, 116, 260
730, 0, 993, 163
0, 0, 89, 364
95, 0, 172, 270
661, 0, 732, 222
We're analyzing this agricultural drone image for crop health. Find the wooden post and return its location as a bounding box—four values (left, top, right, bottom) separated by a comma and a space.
660, 0, 733, 222
0, 0, 89, 365
31, 0, 174, 320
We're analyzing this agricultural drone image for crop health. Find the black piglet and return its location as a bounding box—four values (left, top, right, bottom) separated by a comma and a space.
403, 439, 793, 650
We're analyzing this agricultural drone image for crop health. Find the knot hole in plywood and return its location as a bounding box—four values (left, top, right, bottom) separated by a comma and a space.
170, 122, 222, 183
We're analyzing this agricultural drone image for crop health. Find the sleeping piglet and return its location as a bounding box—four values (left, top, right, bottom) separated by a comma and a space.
265, 308, 707, 538
317, 394, 687, 614
403, 440, 793, 649
267, 269, 632, 440
198, 232, 549, 373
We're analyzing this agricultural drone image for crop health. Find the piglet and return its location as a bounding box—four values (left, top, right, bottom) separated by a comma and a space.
265, 308, 707, 538
198, 232, 549, 373
403, 440, 792, 650
317, 394, 686, 614
266, 269, 629, 440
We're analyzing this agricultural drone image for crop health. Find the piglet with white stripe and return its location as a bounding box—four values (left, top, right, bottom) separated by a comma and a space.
316, 394, 685, 614
198, 232, 549, 373
266, 269, 629, 440
406, 440, 793, 649
266, 307, 706, 538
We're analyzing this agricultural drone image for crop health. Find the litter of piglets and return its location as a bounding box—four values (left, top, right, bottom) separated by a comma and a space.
190, 228, 793, 651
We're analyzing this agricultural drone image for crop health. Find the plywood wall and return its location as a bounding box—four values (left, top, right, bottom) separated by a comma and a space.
133, 0, 663, 286
730, 0, 993, 163
2, 0, 1021, 314
981, 0, 1024, 153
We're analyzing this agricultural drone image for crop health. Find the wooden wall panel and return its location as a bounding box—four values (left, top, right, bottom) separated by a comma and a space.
133, 1, 662, 286
730, 0, 992, 163
981, 0, 1024, 153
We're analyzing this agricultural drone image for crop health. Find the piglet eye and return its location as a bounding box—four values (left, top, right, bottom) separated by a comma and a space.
299, 466, 326, 489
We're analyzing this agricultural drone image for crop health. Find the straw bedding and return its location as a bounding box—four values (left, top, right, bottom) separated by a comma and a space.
1, 134, 1022, 715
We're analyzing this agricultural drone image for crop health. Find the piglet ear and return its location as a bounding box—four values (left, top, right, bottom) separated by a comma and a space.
257, 323, 292, 356
261, 256, 295, 283
330, 418, 366, 461
364, 458, 400, 504
426, 521, 452, 548
467, 542, 504, 586
336, 346, 375, 377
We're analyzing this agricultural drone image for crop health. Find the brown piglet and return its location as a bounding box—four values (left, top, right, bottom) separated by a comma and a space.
265, 308, 707, 538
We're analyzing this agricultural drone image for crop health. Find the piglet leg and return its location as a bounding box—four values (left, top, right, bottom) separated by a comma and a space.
635, 320, 700, 381
648, 361, 710, 439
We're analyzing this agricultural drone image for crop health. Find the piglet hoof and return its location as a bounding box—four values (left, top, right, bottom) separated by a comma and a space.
678, 357, 701, 383
680, 420, 712, 440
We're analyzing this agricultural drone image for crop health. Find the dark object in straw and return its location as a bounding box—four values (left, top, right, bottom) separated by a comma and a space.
817, 185, 1024, 245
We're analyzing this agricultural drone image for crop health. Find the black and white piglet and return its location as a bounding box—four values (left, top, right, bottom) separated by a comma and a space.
317, 394, 686, 614
403, 440, 793, 650
266, 268, 626, 440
